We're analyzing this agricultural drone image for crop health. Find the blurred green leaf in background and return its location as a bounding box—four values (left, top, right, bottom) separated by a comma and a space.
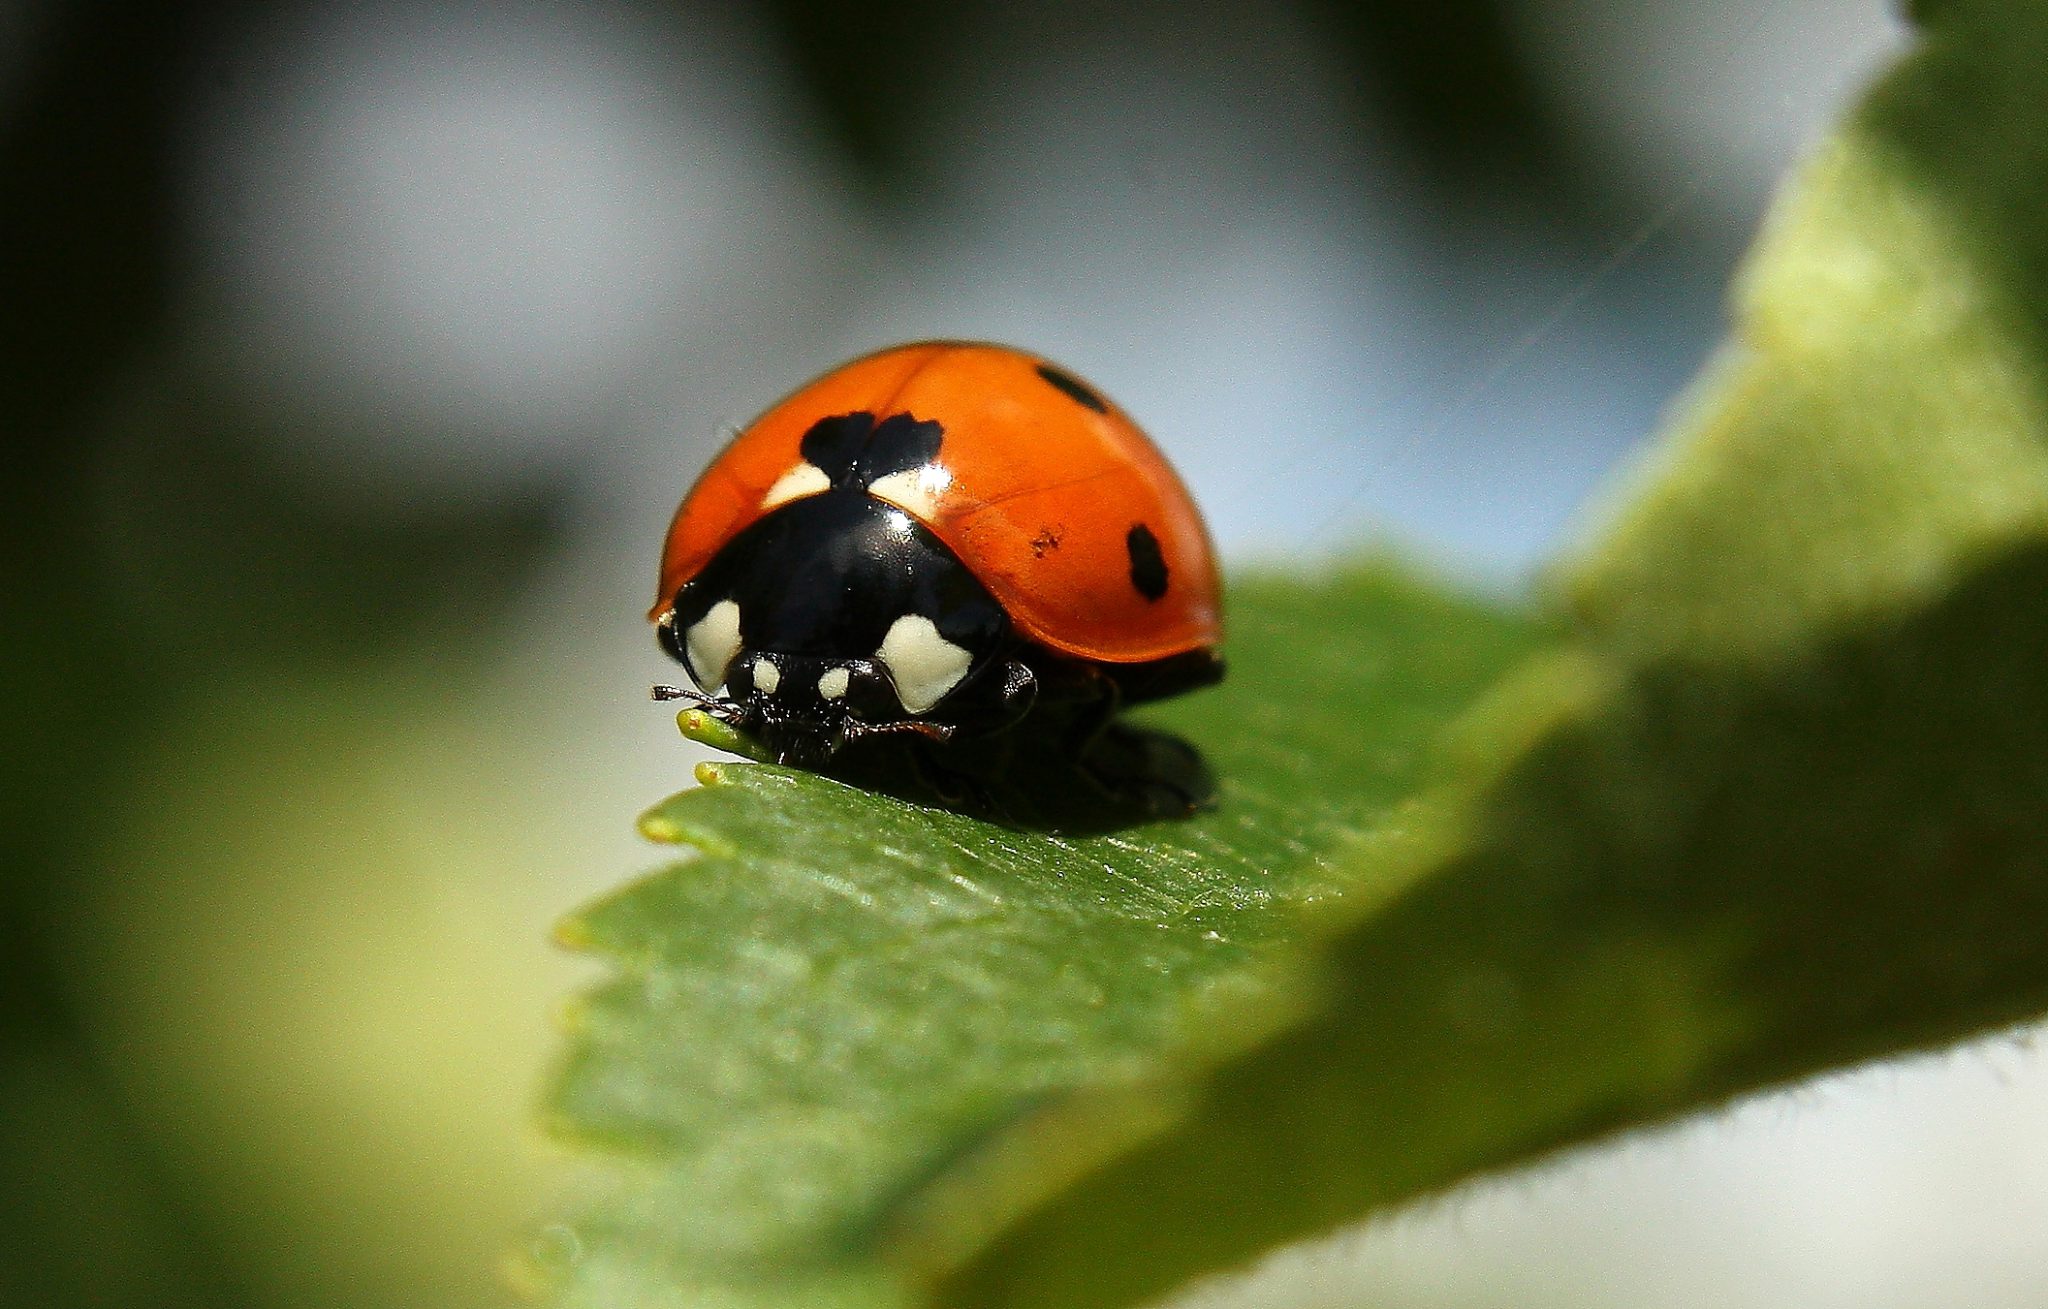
2, 7, 569, 1304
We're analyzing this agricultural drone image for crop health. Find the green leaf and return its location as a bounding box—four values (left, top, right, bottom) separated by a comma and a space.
541, 3, 2048, 1305
934, 2, 2048, 1305
531, 565, 1545, 1308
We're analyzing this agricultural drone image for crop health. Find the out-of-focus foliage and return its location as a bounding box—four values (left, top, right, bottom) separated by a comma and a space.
540, 3, 2048, 1308
756, 0, 1615, 218
1, 6, 564, 1305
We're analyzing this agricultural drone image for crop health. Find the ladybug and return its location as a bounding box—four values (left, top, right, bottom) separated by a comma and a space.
650, 342, 1223, 786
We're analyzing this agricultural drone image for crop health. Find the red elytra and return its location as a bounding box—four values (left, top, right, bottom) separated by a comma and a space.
653, 341, 1222, 665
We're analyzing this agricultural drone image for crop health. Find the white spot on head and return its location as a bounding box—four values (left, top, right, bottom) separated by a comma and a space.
866, 463, 953, 519
750, 657, 780, 695
876, 614, 973, 714
684, 599, 742, 691
761, 462, 831, 510
816, 666, 851, 700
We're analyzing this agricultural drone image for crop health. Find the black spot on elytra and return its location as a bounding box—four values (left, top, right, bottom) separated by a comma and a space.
1126, 523, 1168, 601
799, 412, 944, 490
1035, 363, 1108, 414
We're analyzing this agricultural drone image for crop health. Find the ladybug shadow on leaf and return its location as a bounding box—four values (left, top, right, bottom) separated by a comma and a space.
679, 707, 1217, 834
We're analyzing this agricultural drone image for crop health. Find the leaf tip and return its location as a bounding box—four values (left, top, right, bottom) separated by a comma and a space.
678, 706, 770, 760
636, 808, 684, 843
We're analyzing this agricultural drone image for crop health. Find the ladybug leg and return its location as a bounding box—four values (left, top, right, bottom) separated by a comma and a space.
1058, 664, 1122, 757
1053, 669, 1151, 794
1051, 665, 1215, 818
904, 743, 1002, 814
1093, 724, 1215, 816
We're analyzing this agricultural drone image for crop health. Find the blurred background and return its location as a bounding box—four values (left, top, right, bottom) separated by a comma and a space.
11, 2, 2043, 1308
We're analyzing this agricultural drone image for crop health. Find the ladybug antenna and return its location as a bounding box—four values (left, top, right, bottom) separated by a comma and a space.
651, 684, 730, 715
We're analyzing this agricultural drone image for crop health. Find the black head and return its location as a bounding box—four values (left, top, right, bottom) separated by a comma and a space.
654, 482, 1011, 765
